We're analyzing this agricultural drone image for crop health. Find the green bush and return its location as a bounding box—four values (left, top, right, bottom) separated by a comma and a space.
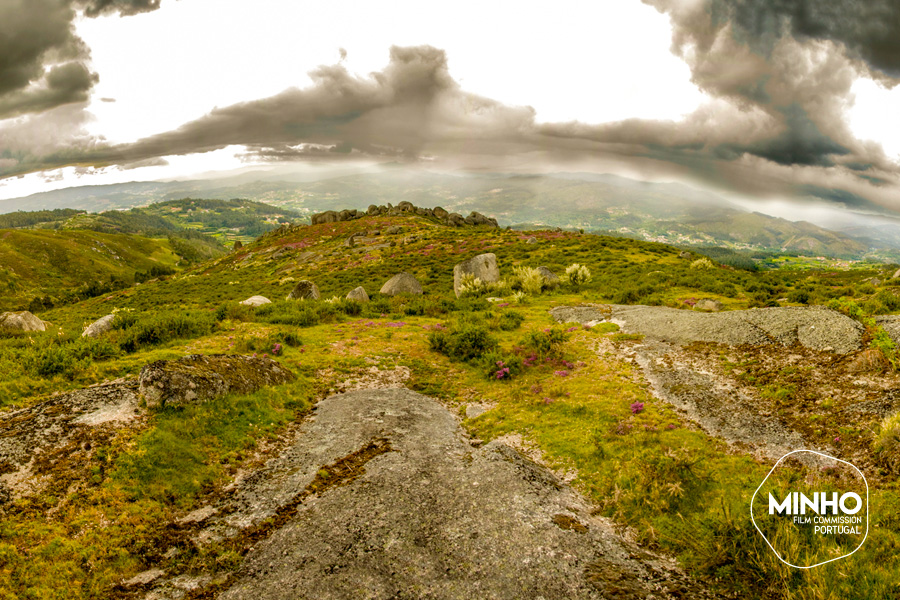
521, 327, 570, 358
498, 310, 525, 331
428, 318, 497, 362
480, 350, 523, 380
118, 311, 215, 352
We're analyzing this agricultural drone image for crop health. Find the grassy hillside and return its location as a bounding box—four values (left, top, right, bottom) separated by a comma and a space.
2, 208, 900, 599
0, 172, 878, 258
0, 228, 212, 312
0, 198, 301, 245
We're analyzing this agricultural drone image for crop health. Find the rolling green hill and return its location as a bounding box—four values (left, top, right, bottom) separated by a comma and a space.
3, 204, 900, 600
0, 228, 190, 312
0, 172, 873, 258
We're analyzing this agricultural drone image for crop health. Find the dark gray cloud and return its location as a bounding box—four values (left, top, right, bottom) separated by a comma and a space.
3, 1, 900, 217
0, 0, 161, 121
720, 0, 900, 79
79, 0, 162, 17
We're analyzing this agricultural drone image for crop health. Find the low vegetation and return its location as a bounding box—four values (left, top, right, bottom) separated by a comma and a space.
2, 205, 900, 599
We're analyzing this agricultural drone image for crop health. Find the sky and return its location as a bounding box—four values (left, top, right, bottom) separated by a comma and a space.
1, 0, 899, 223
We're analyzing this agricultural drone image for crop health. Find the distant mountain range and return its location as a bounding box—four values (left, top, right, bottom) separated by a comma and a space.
2, 170, 898, 259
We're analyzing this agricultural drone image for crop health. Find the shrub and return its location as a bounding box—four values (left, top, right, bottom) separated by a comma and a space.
480, 351, 523, 380
521, 327, 570, 358
428, 318, 498, 362
509, 266, 544, 296
564, 263, 592, 287
24, 343, 83, 378
498, 311, 525, 331
875, 412, 900, 472
690, 258, 715, 270
118, 311, 215, 352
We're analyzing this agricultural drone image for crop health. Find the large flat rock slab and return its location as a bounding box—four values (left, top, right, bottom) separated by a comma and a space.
552, 304, 862, 354
173, 388, 713, 600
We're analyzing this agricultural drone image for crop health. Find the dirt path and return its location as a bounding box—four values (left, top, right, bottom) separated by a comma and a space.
142, 388, 716, 600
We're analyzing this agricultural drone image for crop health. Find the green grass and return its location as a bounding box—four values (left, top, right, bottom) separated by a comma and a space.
4, 209, 900, 598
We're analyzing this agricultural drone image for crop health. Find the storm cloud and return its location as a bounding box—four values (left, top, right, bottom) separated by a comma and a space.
0, 0, 161, 121
2, 1, 900, 215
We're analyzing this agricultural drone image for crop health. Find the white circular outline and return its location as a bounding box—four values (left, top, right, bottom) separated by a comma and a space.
749, 449, 869, 569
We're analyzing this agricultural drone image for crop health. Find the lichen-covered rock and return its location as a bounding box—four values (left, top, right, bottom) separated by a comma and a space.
240, 295, 272, 307
380, 273, 423, 296
139, 354, 295, 408
464, 211, 499, 227
0, 311, 46, 333
311, 211, 340, 225
432, 206, 448, 219
525, 236, 538, 244
385, 226, 402, 235
82, 314, 116, 338
453, 253, 500, 298
346, 286, 370, 302
233, 240, 243, 251
446, 213, 466, 227
286, 280, 320, 300
694, 298, 723, 312
397, 201, 415, 212
536, 266, 559, 287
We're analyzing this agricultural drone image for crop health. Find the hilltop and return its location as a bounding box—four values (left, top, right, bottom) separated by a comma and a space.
0, 171, 885, 258
1, 203, 900, 599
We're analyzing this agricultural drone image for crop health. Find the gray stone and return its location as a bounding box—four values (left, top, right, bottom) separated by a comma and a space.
694, 298, 723, 312
551, 304, 863, 354
525, 236, 538, 244
537, 266, 560, 287
453, 253, 500, 298
380, 273, 423, 296
385, 225, 402, 235
397, 201, 415, 212
346, 286, 370, 302
212, 389, 709, 600
286, 280, 320, 301
239, 295, 272, 307
310, 211, 339, 225
82, 314, 116, 338
0, 311, 46, 333
139, 354, 295, 409
465, 211, 499, 227
233, 240, 243, 251
122, 568, 165, 588
432, 206, 448, 219
446, 213, 466, 227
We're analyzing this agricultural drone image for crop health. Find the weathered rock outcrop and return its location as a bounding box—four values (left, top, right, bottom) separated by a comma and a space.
82, 314, 116, 338
537, 266, 559, 287
694, 298, 723, 312
233, 240, 243, 251
380, 273, 423, 296
240, 295, 272, 307
0, 311, 46, 333
308, 203, 499, 229
346, 286, 370, 302
138, 354, 295, 409
311, 211, 340, 225
552, 304, 863, 354
286, 280, 320, 300
171, 388, 710, 600
453, 253, 500, 297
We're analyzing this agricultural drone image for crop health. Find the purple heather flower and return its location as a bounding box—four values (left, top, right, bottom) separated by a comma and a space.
630, 401, 644, 414
554, 370, 569, 377
666, 424, 677, 430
